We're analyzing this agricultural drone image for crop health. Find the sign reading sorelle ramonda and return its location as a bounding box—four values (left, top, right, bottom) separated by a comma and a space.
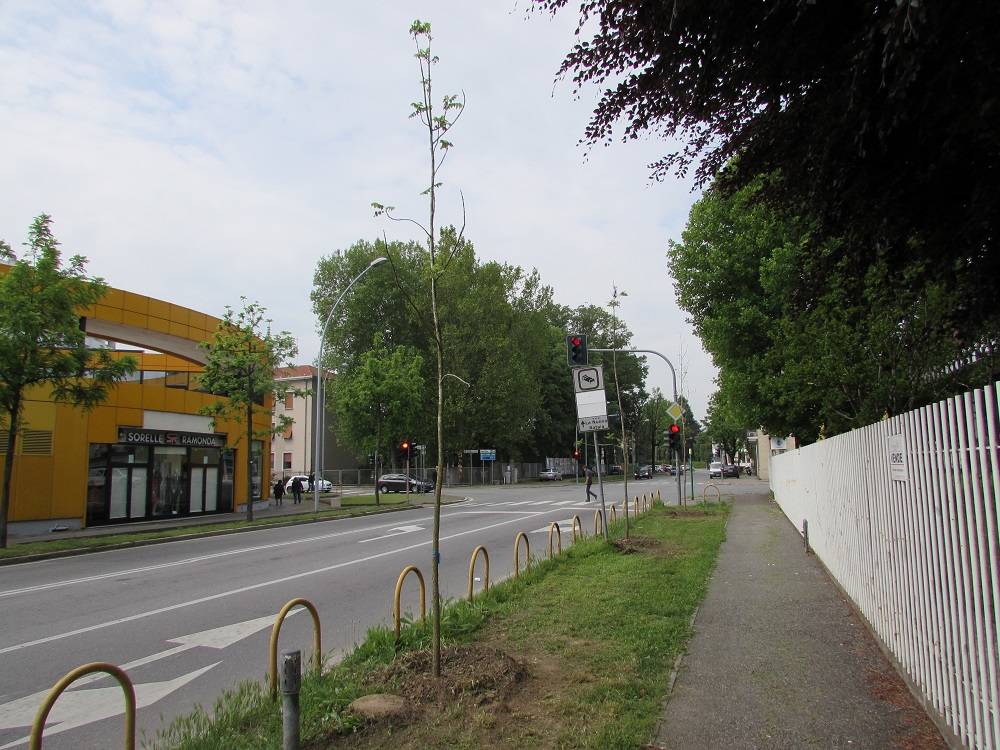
117, 426, 227, 449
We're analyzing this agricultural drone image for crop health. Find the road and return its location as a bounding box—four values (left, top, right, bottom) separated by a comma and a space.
0, 471, 758, 748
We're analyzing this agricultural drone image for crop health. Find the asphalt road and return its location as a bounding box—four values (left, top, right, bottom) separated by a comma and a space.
0, 470, 753, 748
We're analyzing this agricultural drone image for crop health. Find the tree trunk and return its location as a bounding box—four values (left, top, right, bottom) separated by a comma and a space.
0, 397, 21, 549
431, 276, 444, 678
246, 372, 254, 522
374, 423, 381, 506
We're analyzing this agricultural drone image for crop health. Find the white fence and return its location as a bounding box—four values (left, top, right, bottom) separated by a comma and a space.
771, 383, 1000, 749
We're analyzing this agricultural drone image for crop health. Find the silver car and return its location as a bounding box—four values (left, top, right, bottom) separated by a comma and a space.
539, 469, 562, 481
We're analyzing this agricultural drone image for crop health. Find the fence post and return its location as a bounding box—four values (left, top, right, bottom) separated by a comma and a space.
280, 650, 301, 750
803, 519, 810, 553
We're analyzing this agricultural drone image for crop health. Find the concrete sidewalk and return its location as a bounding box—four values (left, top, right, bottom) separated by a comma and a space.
653, 492, 946, 750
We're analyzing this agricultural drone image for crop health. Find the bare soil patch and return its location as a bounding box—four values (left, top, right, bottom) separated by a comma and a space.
612, 535, 662, 554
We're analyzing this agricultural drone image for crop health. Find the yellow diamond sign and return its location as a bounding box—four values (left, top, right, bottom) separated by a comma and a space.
666, 402, 683, 421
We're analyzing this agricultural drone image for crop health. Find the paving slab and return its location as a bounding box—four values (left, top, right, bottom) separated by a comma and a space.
653, 492, 946, 750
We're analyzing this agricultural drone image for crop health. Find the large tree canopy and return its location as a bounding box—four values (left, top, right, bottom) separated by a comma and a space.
539, 0, 1000, 339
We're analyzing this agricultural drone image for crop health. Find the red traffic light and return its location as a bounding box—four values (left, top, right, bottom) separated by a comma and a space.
401, 440, 410, 451
572, 448, 580, 459
570, 336, 582, 346
669, 424, 680, 434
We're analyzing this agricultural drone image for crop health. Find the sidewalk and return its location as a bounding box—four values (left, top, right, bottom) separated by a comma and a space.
653, 492, 947, 750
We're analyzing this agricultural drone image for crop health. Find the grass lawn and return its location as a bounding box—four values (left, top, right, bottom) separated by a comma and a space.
149, 502, 729, 749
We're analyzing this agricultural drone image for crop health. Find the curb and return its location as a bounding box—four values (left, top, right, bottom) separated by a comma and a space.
0, 502, 432, 567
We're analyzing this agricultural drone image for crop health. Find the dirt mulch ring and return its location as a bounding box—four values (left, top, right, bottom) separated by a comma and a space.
369, 644, 527, 707
612, 535, 663, 554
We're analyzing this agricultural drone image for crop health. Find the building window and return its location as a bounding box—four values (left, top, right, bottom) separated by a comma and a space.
283, 452, 292, 470
165, 371, 189, 389
284, 393, 294, 410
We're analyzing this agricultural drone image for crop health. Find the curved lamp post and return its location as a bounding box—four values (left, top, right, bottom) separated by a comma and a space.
313, 257, 388, 511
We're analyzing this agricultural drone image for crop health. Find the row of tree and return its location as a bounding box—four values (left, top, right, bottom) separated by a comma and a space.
311, 233, 666, 471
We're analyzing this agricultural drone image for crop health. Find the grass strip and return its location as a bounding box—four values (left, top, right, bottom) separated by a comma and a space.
147, 503, 728, 750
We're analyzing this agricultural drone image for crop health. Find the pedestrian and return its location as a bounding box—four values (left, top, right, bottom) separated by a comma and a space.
585, 466, 597, 502
307, 473, 315, 492
273, 479, 285, 507
291, 475, 303, 504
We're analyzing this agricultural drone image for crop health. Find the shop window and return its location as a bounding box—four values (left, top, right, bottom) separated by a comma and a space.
111, 444, 150, 464
165, 371, 189, 389
283, 452, 292, 470
251, 441, 263, 499
284, 393, 294, 410
220, 449, 234, 512
86, 444, 110, 524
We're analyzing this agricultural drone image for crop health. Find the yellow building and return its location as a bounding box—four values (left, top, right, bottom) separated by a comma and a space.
0, 269, 272, 536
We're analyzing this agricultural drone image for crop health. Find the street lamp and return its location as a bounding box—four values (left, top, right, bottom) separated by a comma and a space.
313, 257, 388, 511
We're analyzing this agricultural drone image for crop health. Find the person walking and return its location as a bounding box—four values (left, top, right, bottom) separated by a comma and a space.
273, 479, 285, 507
585, 466, 597, 502
290, 475, 304, 504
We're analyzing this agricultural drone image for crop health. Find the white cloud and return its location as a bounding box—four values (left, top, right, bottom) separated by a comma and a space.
0, 0, 716, 417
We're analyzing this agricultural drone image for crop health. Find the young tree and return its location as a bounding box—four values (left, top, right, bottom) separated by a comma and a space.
197, 299, 298, 522
372, 19, 467, 678
333, 335, 424, 504
0, 215, 136, 548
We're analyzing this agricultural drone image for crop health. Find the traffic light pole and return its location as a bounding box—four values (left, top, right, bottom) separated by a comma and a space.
590, 347, 682, 506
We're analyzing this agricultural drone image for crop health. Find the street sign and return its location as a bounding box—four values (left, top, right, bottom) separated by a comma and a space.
575, 389, 608, 418
666, 402, 683, 421
578, 415, 610, 432
573, 365, 605, 393
463, 449, 478, 454
480, 449, 496, 461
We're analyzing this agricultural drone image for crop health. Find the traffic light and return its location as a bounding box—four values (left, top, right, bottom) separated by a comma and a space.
566, 334, 588, 366
400, 440, 411, 459
572, 447, 581, 461
668, 423, 681, 454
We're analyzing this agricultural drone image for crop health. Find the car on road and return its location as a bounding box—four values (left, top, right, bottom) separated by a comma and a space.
284, 475, 333, 493
538, 469, 562, 481
634, 464, 653, 479
709, 461, 723, 478
722, 464, 741, 478
658, 464, 674, 475
377, 473, 433, 493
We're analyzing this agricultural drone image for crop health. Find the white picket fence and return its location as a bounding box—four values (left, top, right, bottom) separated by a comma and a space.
771, 383, 1000, 749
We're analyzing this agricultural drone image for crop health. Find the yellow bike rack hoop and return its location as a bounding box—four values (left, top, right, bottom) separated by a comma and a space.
572, 514, 583, 541
594, 509, 604, 536
548, 522, 562, 557
467, 545, 490, 601
394, 565, 426, 640
269, 598, 322, 699
31, 662, 136, 750
514, 531, 530, 577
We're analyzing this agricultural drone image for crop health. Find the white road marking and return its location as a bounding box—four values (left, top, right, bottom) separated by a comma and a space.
530, 519, 576, 533
553, 500, 577, 506
0, 664, 218, 747
0, 515, 436, 600
357, 525, 423, 544
0, 512, 552, 656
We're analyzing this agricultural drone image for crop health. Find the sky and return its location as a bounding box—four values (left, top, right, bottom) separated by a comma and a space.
0, 1, 716, 419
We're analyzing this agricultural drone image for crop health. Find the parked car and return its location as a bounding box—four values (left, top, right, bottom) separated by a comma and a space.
722, 464, 741, 478
634, 464, 653, 479
607, 465, 623, 475
377, 473, 433, 493
284, 475, 333, 493
538, 469, 562, 481
709, 461, 723, 478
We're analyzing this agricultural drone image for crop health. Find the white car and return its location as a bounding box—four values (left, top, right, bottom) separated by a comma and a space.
538, 469, 562, 481
709, 461, 723, 478
284, 475, 333, 493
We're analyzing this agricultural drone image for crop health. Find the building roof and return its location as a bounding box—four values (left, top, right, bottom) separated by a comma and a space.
274, 365, 335, 380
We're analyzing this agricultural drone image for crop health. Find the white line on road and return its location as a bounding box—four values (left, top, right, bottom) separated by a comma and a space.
0, 515, 437, 600
0, 511, 552, 656
357, 525, 423, 544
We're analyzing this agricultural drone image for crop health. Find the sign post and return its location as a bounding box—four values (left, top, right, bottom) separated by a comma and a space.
572, 365, 609, 541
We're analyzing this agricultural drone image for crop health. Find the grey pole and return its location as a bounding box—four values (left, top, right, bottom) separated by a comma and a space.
280, 649, 301, 750
593, 432, 609, 541
590, 347, 682, 506
313, 257, 387, 512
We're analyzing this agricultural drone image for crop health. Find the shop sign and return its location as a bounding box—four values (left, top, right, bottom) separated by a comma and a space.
117, 426, 227, 448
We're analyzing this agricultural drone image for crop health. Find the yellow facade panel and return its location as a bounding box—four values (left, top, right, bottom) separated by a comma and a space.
163, 387, 185, 413
21, 400, 56, 430
142, 386, 165, 412
168, 321, 189, 339
122, 291, 149, 314
116, 407, 143, 428
169, 304, 191, 326
116, 382, 142, 409
146, 315, 170, 335
188, 311, 207, 331
95, 304, 124, 324
12, 455, 54, 521
101, 287, 124, 309
87, 406, 118, 443
148, 297, 171, 321
122, 309, 148, 329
